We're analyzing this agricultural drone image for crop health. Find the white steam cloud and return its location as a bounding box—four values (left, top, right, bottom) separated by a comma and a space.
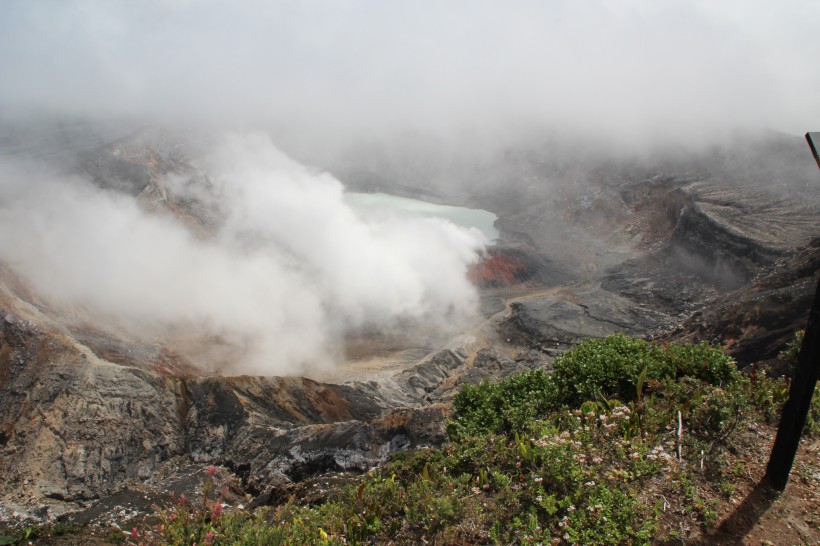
0, 133, 486, 374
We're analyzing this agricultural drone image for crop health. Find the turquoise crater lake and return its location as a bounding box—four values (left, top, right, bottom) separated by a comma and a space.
344, 192, 499, 242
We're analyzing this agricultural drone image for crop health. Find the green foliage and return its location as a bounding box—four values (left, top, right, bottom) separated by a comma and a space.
0, 525, 59, 545
756, 330, 820, 438
806, 387, 820, 437
559, 486, 657, 545
450, 334, 739, 438
780, 329, 805, 367
748, 371, 790, 422
448, 368, 556, 437
662, 342, 738, 385
551, 334, 673, 406
136, 467, 300, 546
777, 330, 820, 436
553, 335, 737, 406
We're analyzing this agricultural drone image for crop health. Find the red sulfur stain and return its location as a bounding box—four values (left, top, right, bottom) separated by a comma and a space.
468, 250, 532, 288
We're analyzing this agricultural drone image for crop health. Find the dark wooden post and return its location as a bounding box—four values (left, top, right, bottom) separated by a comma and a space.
807, 132, 820, 169
764, 132, 820, 490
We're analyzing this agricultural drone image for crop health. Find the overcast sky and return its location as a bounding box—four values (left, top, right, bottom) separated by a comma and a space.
2, 0, 819, 145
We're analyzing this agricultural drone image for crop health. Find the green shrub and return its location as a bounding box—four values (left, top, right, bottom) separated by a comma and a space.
550, 334, 673, 406
776, 330, 820, 436
559, 485, 657, 545
448, 369, 556, 437
450, 334, 739, 438
806, 387, 820, 437
748, 372, 790, 422
662, 342, 738, 385
780, 329, 804, 367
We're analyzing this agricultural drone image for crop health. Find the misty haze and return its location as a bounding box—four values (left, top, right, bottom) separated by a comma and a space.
0, 1, 819, 543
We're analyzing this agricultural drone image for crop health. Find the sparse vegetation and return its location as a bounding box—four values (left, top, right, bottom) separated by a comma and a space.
778, 329, 820, 436
780, 329, 805, 368
0, 523, 81, 545
127, 334, 813, 545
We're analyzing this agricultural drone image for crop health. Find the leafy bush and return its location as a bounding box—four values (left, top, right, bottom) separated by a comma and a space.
662, 342, 738, 385
450, 334, 739, 438
448, 369, 555, 436
550, 334, 673, 406
780, 329, 805, 367
776, 329, 820, 436
558, 485, 657, 545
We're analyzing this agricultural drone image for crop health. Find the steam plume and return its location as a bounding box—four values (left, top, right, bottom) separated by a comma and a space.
0, 133, 487, 374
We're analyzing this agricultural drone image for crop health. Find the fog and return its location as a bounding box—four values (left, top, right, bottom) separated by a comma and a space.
2, 0, 819, 151
0, 133, 486, 374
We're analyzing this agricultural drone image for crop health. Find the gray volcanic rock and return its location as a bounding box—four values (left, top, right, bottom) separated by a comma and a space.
602, 168, 819, 311
0, 318, 436, 520
0, 307, 186, 505
448, 348, 539, 391
396, 349, 466, 398
664, 180, 817, 285
666, 237, 820, 367
393, 347, 542, 403
498, 285, 673, 352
